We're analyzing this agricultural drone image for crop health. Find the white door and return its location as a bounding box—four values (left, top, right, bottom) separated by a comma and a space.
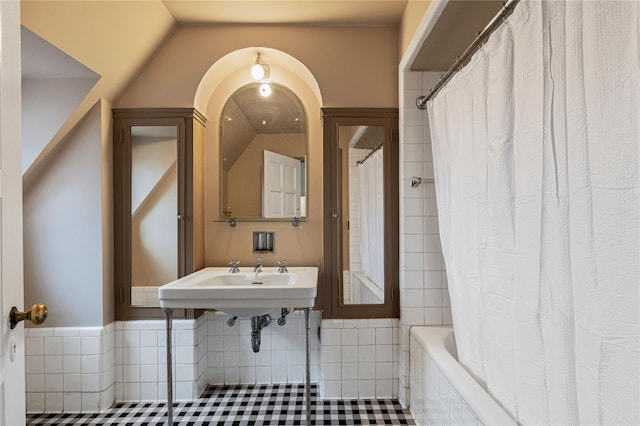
263, 150, 301, 218
0, 1, 26, 424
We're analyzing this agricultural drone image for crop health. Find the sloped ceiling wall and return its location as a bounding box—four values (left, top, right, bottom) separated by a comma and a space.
20, 0, 176, 180
20, 0, 501, 180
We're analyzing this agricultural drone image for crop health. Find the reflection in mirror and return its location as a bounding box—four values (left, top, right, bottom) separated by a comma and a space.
323, 108, 398, 318
130, 125, 178, 306
340, 125, 385, 304
220, 82, 307, 219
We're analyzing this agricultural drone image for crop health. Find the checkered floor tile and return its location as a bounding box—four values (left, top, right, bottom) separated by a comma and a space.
27, 384, 416, 425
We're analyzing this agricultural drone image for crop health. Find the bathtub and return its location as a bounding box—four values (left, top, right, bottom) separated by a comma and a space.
350, 271, 384, 304
409, 327, 516, 426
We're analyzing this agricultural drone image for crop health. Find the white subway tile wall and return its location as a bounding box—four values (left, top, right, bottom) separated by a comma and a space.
26, 311, 320, 414
26, 324, 115, 413
130, 287, 160, 306
206, 310, 321, 386
114, 316, 208, 403
319, 318, 399, 400
398, 70, 452, 405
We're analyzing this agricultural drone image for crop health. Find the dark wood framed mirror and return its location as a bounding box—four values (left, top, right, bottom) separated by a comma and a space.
322, 108, 399, 318
113, 108, 206, 320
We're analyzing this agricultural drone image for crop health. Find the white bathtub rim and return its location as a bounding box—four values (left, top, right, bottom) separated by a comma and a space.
411, 326, 517, 426
352, 270, 384, 303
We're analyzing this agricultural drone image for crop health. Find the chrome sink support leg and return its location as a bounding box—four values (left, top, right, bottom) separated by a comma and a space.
163, 308, 174, 426
304, 307, 312, 424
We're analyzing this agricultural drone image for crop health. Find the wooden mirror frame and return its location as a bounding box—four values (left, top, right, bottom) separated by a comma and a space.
322, 108, 399, 318
113, 108, 206, 320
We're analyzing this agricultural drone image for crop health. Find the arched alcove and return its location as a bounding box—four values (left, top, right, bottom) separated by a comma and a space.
196, 48, 325, 275
194, 47, 322, 114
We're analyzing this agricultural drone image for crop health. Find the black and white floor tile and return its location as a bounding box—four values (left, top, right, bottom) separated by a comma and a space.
27, 384, 416, 425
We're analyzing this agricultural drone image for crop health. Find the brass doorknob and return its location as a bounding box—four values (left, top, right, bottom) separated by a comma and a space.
9, 304, 48, 329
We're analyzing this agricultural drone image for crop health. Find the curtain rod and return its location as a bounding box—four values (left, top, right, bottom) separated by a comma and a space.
357, 142, 383, 165
416, 0, 520, 110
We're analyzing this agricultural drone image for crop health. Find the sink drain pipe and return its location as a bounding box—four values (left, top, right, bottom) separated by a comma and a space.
251, 314, 272, 352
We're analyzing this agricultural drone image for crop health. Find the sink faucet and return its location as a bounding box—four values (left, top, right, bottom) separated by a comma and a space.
254, 257, 263, 274
277, 260, 288, 273
229, 260, 240, 273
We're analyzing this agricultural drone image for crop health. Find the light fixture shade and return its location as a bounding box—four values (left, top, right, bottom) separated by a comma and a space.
259, 83, 272, 97
251, 53, 270, 81
251, 63, 265, 80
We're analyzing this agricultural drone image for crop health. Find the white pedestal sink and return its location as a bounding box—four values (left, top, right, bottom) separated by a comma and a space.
157, 266, 318, 425
158, 266, 318, 316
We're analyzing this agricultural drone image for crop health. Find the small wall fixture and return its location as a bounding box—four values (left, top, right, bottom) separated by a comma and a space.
410, 176, 435, 188
416, 96, 428, 110
251, 53, 270, 81
253, 231, 275, 253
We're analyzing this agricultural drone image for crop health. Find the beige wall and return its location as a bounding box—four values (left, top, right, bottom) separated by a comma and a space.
400, 0, 432, 59
114, 25, 399, 290
116, 25, 399, 109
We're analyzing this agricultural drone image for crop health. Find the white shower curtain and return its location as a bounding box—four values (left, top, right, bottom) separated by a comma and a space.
428, 1, 639, 424
357, 148, 384, 289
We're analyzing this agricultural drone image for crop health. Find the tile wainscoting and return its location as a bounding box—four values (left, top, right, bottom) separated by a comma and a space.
320, 318, 400, 400
25, 323, 116, 413
26, 311, 400, 413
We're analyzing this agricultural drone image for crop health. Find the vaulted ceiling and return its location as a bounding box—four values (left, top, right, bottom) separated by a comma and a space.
21, 0, 504, 99
20, 0, 502, 181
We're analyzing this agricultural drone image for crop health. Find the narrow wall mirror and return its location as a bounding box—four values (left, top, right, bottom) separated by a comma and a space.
340, 125, 385, 304
113, 108, 206, 320
130, 125, 178, 306
323, 108, 399, 318
220, 82, 307, 219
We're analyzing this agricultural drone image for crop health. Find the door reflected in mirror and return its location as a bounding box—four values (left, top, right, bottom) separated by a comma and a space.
220, 82, 307, 219
340, 125, 385, 304
130, 125, 178, 306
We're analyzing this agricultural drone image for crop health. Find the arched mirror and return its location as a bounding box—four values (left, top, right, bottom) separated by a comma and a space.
220, 82, 307, 219
323, 108, 399, 318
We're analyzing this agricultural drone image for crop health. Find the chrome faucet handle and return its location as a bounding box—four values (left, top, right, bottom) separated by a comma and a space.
277, 260, 288, 273
229, 260, 240, 273
254, 257, 263, 272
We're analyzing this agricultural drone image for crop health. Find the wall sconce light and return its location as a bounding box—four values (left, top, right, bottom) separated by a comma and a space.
251, 53, 270, 81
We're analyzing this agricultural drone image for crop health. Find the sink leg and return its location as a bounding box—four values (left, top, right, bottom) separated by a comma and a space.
304, 307, 312, 424
163, 308, 174, 426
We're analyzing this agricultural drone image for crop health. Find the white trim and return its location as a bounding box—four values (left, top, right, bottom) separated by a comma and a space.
399, 0, 449, 72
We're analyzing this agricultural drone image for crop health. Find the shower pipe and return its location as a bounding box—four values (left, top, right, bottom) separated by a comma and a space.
416, 0, 521, 110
